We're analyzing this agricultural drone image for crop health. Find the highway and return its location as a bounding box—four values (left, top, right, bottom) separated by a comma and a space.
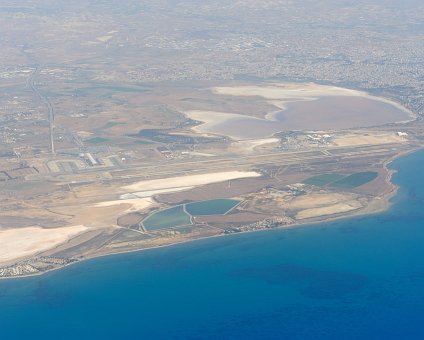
27, 66, 55, 154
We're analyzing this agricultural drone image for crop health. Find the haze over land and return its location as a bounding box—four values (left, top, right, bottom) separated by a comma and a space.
0, 1, 423, 277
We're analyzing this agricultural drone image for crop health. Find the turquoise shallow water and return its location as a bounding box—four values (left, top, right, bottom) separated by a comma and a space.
185, 198, 240, 216
1, 150, 424, 339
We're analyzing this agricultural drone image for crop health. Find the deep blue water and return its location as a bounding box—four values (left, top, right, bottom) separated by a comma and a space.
1, 150, 424, 339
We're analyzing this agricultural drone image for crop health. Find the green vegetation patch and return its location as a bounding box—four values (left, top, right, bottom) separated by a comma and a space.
103, 121, 126, 129
86, 137, 109, 144
185, 199, 241, 216
134, 140, 154, 145
73, 84, 150, 98
331, 171, 378, 188
143, 206, 191, 231
303, 173, 345, 186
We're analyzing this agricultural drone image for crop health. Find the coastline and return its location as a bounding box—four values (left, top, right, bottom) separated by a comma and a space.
2, 146, 420, 281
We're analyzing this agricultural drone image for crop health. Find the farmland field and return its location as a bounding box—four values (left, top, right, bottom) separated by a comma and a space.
303, 173, 345, 186
331, 171, 378, 188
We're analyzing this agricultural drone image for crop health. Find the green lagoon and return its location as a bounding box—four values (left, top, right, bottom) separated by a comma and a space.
185, 198, 240, 216
143, 198, 241, 231
143, 206, 191, 230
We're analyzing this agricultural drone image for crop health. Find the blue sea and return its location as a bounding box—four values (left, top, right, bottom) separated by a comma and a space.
1, 150, 424, 339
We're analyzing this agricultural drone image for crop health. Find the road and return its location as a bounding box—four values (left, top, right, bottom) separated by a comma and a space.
27, 66, 55, 154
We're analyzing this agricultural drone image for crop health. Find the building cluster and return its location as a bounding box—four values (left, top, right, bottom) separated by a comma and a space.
224, 217, 295, 234
0, 257, 77, 278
